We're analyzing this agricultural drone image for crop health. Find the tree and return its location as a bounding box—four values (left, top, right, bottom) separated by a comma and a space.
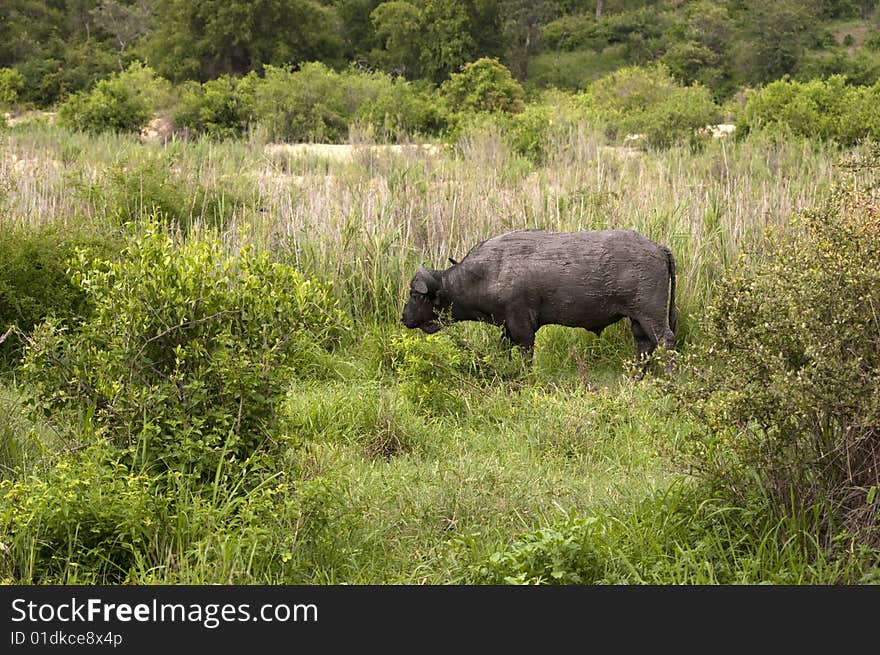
502, 0, 560, 80
144, 0, 343, 82
419, 0, 477, 83
734, 0, 818, 84
370, 1, 424, 77
92, 0, 154, 72
440, 57, 524, 113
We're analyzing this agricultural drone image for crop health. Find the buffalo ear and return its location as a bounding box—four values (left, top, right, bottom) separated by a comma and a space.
448, 257, 459, 266
413, 264, 439, 294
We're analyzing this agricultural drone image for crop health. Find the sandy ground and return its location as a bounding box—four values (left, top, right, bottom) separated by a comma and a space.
264, 142, 445, 161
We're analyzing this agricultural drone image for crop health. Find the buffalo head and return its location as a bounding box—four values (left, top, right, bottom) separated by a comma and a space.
401, 264, 443, 333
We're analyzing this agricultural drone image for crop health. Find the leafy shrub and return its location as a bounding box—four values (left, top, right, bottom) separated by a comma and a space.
14, 58, 66, 107
0, 68, 25, 109
674, 148, 880, 549
58, 62, 169, 134
0, 222, 117, 370
796, 50, 880, 87
865, 30, 880, 51
470, 483, 871, 584
740, 75, 880, 144
505, 103, 553, 163
440, 58, 525, 116
540, 14, 606, 53
476, 516, 605, 584
660, 41, 727, 93
580, 65, 719, 147
0, 447, 170, 582
21, 222, 350, 479
355, 78, 446, 141
173, 75, 256, 139
525, 48, 627, 92
252, 63, 395, 143
389, 331, 468, 415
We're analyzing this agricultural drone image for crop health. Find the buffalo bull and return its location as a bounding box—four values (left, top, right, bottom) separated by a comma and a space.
401, 229, 677, 363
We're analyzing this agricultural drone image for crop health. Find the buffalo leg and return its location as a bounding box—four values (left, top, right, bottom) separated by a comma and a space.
502, 320, 536, 359
630, 317, 675, 376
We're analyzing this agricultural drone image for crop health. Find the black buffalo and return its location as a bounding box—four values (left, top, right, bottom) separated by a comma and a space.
401, 229, 677, 361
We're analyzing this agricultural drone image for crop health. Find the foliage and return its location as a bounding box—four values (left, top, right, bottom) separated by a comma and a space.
0, 446, 170, 582
732, 0, 819, 84
796, 49, 880, 87
95, 151, 254, 232
525, 48, 627, 91
0, 221, 118, 371
389, 331, 470, 415
471, 483, 870, 584
251, 63, 382, 143
740, 75, 880, 144
173, 75, 257, 139
142, 0, 343, 82
21, 222, 351, 479
57, 62, 169, 134
580, 64, 719, 147
0, 68, 25, 109
440, 57, 525, 115
419, 0, 478, 84
370, 1, 425, 78
674, 148, 880, 550
356, 78, 447, 141
540, 13, 605, 53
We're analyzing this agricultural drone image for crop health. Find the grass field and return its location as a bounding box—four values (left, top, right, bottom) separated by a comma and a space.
0, 122, 876, 584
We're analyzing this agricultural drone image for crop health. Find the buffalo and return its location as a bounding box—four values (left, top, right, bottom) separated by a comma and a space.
401, 229, 676, 364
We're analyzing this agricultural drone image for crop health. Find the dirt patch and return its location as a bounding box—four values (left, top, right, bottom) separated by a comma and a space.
4, 111, 58, 127
264, 142, 443, 162
140, 116, 174, 143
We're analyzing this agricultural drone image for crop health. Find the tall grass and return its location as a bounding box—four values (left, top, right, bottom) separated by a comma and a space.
2, 123, 845, 332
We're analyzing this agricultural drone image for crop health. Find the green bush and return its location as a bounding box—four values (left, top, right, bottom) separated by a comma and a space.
470, 484, 868, 584
58, 62, 169, 134
797, 50, 880, 87
0, 68, 25, 109
503, 92, 583, 164
355, 78, 446, 141
580, 65, 719, 147
96, 152, 254, 232
440, 58, 525, 116
0, 447, 171, 582
14, 58, 66, 107
173, 75, 256, 139
525, 49, 628, 92
740, 75, 880, 144
21, 222, 351, 479
864, 30, 880, 51
540, 14, 606, 53
0, 222, 117, 370
476, 516, 605, 584
389, 331, 469, 415
252, 63, 395, 143
675, 149, 880, 550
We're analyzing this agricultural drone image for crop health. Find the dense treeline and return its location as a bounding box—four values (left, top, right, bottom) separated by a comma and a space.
3, 0, 880, 108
